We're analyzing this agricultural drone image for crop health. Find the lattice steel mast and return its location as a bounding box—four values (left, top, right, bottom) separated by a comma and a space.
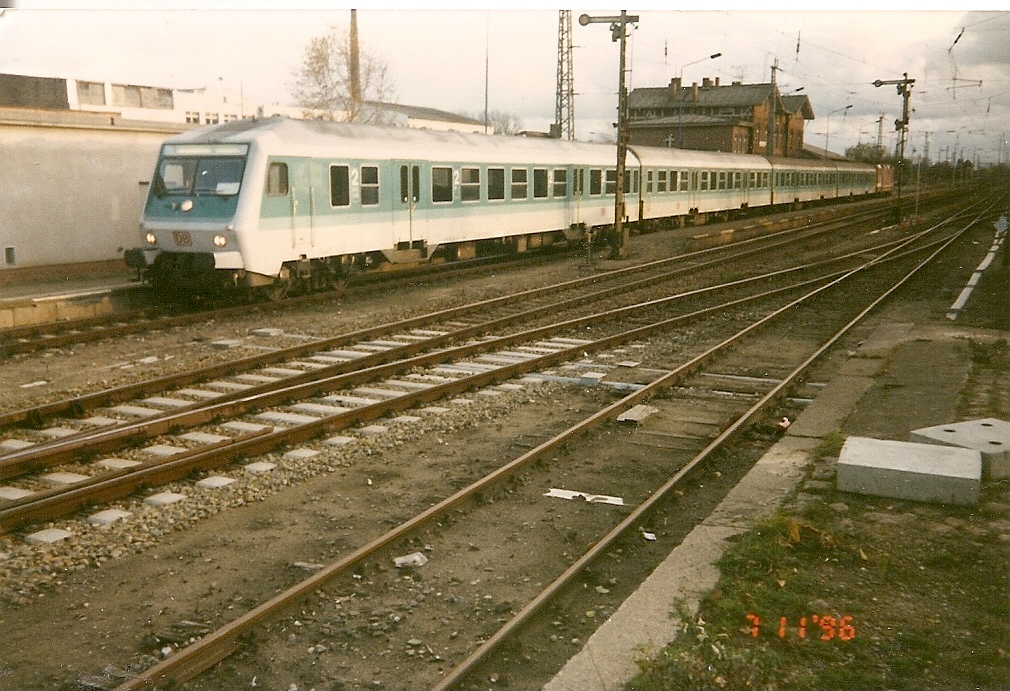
554, 11, 575, 140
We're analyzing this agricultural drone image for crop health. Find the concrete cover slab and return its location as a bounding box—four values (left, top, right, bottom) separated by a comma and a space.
94, 458, 141, 470
837, 436, 982, 505
910, 417, 1010, 480
179, 432, 230, 444
0, 486, 34, 500
144, 444, 186, 457
220, 421, 270, 433
0, 439, 36, 450
243, 461, 276, 474
283, 448, 319, 461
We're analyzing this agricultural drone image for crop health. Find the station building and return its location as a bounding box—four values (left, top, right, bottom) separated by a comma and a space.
627, 76, 815, 157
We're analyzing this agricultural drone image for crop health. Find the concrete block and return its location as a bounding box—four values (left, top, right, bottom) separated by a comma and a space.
144, 444, 186, 457
324, 435, 356, 446
243, 461, 276, 474
108, 405, 161, 417
359, 425, 388, 435
87, 509, 131, 526
179, 432, 230, 444
910, 418, 1010, 480
196, 476, 235, 489
40, 472, 89, 486
837, 436, 982, 506
144, 491, 186, 506
283, 448, 319, 461
25, 528, 72, 544
0, 487, 33, 500
95, 458, 141, 471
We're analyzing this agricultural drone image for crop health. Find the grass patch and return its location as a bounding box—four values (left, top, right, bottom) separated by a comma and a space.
627, 490, 1010, 690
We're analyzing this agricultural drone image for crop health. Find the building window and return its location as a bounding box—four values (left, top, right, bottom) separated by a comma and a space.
488, 167, 505, 200
330, 165, 350, 207
361, 166, 379, 206
204, 113, 220, 125
111, 83, 173, 109
461, 167, 480, 202
511, 168, 528, 200
76, 81, 106, 106
432, 166, 453, 203
185, 111, 201, 124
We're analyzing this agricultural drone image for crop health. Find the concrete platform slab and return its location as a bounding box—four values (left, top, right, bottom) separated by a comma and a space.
910, 417, 1010, 480
837, 436, 982, 505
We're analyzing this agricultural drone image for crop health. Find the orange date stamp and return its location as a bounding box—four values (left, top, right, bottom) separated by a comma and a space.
745, 614, 856, 640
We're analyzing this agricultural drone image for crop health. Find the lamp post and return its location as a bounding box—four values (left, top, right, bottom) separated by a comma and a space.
579, 12, 639, 260
823, 104, 851, 157
677, 52, 721, 148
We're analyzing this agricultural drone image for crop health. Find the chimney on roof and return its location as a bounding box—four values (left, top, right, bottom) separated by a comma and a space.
702, 77, 712, 88
715, 77, 721, 87
668, 77, 681, 101
692, 82, 699, 102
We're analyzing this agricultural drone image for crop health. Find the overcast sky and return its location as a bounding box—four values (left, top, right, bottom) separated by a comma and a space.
1, 2, 1007, 164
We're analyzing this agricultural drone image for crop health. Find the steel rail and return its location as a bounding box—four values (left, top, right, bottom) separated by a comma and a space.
111, 205, 984, 691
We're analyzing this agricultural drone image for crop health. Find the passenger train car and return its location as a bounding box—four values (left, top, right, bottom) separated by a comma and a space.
125, 116, 889, 297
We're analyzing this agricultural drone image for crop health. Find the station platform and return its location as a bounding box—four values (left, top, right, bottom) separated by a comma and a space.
0, 270, 143, 330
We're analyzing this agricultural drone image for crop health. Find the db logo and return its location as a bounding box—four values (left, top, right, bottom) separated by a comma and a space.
173, 231, 193, 246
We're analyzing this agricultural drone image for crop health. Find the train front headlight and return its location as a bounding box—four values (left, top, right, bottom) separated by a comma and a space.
145, 232, 157, 245
213, 235, 228, 248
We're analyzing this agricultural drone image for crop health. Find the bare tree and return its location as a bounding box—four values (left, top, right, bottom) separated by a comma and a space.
486, 109, 524, 135
290, 23, 396, 123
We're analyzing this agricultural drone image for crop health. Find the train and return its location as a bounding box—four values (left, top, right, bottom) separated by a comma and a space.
124, 116, 892, 298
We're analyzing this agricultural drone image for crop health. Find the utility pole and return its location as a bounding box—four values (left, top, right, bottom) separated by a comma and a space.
579, 11, 639, 260
768, 59, 779, 156
554, 11, 575, 140
874, 73, 915, 223
349, 9, 361, 120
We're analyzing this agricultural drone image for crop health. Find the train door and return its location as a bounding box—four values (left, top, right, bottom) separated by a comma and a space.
393, 162, 423, 247
288, 159, 315, 250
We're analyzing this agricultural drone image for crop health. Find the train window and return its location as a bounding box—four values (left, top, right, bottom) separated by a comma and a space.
605, 169, 617, 195
718, 172, 727, 190
461, 167, 480, 202
432, 166, 453, 203
511, 168, 528, 200
657, 170, 667, 193
552, 169, 567, 197
700, 171, 709, 191
399, 165, 420, 204
330, 165, 350, 207
733, 172, 742, 189
645, 170, 653, 193
488, 168, 505, 200
361, 166, 379, 206
589, 169, 602, 196
679, 171, 689, 192
534, 169, 549, 199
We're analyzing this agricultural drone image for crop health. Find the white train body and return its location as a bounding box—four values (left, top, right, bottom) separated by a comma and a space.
127, 117, 884, 295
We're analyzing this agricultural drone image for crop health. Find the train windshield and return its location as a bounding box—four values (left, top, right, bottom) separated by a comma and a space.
153, 143, 249, 197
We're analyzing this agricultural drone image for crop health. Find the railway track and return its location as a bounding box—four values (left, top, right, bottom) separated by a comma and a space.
0, 203, 945, 529
0, 197, 924, 359
94, 203, 992, 690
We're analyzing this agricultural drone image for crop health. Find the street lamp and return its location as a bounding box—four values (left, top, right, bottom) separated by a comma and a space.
677, 52, 722, 147
823, 104, 852, 157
